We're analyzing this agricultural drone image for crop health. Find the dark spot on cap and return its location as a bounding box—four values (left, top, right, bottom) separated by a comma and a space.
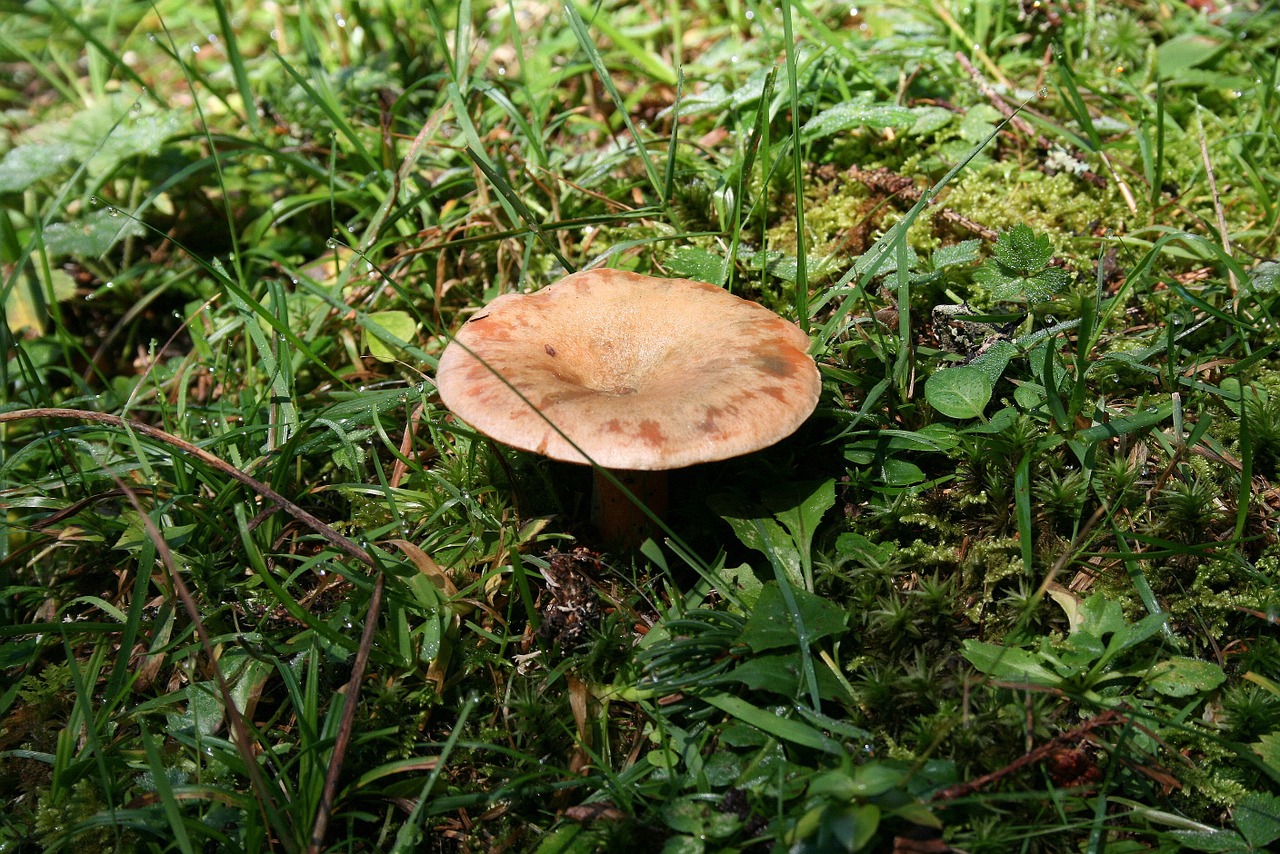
757, 351, 797, 377
636, 419, 666, 447
545, 344, 556, 356
697, 405, 724, 434
760, 386, 789, 402
471, 319, 512, 341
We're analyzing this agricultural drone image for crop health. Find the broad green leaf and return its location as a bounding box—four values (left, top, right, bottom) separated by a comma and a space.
931, 239, 982, 270
852, 762, 910, 797
25, 96, 184, 180
962, 640, 1059, 684
1116, 612, 1169, 652
713, 479, 835, 589
717, 511, 801, 587
43, 208, 145, 257
891, 802, 943, 829
974, 264, 1069, 304
1235, 791, 1280, 849
1247, 261, 1280, 294
1145, 657, 1226, 697
771, 479, 836, 563
1076, 593, 1130, 639
881, 457, 924, 486
0, 143, 77, 192
1156, 34, 1226, 77
834, 532, 897, 567
1169, 829, 1251, 852
714, 562, 764, 604
1024, 267, 1072, 303
659, 835, 702, 854
802, 101, 919, 138
729, 653, 846, 700
993, 224, 1053, 272
1014, 381, 1048, 411
703, 692, 840, 752
6, 265, 75, 334
925, 366, 993, 419
364, 310, 417, 363
1219, 378, 1265, 415
968, 340, 1017, 386
973, 264, 1025, 302
85, 111, 184, 178
739, 582, 848, 654
1252, 732, 1280, 775
662, 797, 742, 839
909, 106, 955, 136
666, 246, 727, 285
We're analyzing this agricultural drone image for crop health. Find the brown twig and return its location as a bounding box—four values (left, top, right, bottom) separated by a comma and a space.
931, 709, 1127, 802
954, 52, 1044, 145
307, 572, 385, 854
845, 166, 999, 241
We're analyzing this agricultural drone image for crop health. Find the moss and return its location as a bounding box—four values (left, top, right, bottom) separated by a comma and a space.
942, 166, 1126, 251
764, 176, 872, 259
895, 538, 960, 568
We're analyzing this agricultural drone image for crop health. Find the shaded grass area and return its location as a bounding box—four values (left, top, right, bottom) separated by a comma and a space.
3, 0, 1280, 850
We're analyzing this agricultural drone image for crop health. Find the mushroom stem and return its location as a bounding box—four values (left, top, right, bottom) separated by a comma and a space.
591, 469, 669, 548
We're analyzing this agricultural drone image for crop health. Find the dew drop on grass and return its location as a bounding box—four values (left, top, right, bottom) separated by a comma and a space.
1038, 87, 1049, 99
191, 44, 200, 53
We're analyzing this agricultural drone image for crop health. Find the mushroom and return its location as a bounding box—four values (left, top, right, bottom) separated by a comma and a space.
435, 268, 821, 546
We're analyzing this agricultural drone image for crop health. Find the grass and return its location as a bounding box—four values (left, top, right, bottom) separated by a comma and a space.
3, 0, 1280, 850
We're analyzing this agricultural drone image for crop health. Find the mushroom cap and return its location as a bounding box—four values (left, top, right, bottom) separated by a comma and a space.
436, 269, 821, 470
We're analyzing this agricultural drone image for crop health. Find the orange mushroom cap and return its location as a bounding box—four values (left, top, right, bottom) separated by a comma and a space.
436, 269, 821, 471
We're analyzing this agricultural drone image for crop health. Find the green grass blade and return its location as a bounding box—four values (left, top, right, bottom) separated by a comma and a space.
139, 720, 198, 853
779, 0, 809, 329
563, 1, 665, 203
211, 0, 258, 131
